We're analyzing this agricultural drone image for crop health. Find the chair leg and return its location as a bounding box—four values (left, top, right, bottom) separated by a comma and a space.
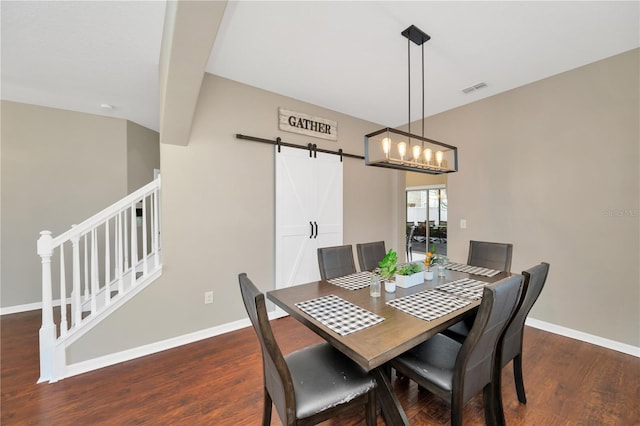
365, 389, 377, 426
262, 390, 272, 426
513, 354, 527, 404
484, 381, 506, 426
483, 384, 496, 426
451, 391, 463, 426
382, 363, 392, 379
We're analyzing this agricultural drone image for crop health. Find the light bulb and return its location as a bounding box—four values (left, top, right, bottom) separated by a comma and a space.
424, 148, 432, 163
382, 137, 391, 156
412, 145, 421, 162
397, 142, 407, 160
436, 150, 443, 166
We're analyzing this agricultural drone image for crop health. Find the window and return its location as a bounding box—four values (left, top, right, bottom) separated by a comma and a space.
406, 186, 447, 256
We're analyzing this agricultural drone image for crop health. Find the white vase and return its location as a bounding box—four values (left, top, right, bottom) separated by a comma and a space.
385, 280, 396, 293
425, 270, 434, 281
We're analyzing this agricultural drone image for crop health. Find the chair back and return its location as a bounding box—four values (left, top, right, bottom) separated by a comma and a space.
501, 262, 550, 365
454, 274, 523, 404
467, 240, 513, 272
238, 273, 293, 423
356, 241, 386, 272
317, 244, 356, 280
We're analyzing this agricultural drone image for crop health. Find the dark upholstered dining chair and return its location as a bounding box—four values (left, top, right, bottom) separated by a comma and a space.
444, 263, 550, 411
468, 240, 514, 272
389, 275, 523, 426
356, 241, 386, 272
238, 273, 377, 426
317, 244, 357, 280
497, 262, 550, 411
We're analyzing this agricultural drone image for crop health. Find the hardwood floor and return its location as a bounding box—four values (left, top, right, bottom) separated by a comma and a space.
2, 310, 638, 425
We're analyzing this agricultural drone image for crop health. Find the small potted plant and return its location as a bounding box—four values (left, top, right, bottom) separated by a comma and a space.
376, 249, 398, 293
395, 262, 424, 288
423, 244, 436, 280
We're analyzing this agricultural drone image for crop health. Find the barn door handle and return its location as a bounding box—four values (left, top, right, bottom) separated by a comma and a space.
309, 221, 314, 239
313, 221, 318, 238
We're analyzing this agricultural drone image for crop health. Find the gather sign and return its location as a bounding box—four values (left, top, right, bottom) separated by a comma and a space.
278, 108, 338, 141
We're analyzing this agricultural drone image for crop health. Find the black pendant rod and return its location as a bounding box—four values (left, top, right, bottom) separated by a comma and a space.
235, 134, 364, 160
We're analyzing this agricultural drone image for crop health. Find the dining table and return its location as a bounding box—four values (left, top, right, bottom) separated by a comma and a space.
267, 264, 512, 425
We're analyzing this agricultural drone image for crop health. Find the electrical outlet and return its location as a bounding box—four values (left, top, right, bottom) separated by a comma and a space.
204, 291, 214, 304
460, 219, 467, 229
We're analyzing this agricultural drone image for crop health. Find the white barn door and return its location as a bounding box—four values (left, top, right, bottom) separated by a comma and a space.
275, 146, 343, 298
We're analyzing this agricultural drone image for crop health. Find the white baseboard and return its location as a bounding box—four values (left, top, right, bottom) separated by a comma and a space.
525, 318, 639, 358
65, 317, 253, 380
1, 298, 72, 315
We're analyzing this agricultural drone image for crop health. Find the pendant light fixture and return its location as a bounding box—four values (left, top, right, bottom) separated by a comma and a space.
365, 25, 458, 174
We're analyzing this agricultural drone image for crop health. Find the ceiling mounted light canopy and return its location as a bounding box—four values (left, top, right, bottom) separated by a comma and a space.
365, 25, 458, 175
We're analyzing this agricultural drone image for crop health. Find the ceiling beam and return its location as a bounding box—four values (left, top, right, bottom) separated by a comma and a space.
159, 0, 227, 146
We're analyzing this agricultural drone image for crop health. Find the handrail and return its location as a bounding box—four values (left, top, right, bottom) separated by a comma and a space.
51, 177, 161, 248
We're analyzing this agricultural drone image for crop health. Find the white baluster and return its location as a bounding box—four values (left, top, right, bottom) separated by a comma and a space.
37, 230, 56, 382
152, 187, 160, 268
90, 228, 98, 314
117, 212, 124, 295
123, 210, 129, 270
105, 219, 111, 303
142, 197, 148, 276
130, 202, 137, 285
71, 233, 82, 326
59, 245, 68, 336
83, 234, 89, 302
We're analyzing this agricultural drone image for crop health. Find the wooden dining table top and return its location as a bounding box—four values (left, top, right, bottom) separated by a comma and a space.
267, 268, 512, 372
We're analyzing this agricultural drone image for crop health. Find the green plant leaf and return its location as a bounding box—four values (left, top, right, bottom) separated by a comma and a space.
377, 249, 398, 279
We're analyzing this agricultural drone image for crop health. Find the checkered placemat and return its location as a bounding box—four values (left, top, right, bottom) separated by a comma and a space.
386, 290, 471, 322
445, 262, 502, 277
327, 271, 378, 291
295, 294, 384, 336
436, 278, 488, 300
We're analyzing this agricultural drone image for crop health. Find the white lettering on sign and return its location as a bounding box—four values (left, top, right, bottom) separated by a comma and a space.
279, 108, 338, 141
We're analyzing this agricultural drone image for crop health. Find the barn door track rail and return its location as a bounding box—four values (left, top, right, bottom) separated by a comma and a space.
236, 134, 364, 162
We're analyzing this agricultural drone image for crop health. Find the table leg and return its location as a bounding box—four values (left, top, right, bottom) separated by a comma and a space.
372, 367, 410, 426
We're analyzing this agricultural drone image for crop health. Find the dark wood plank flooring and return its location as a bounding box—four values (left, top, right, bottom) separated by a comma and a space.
2, 309, 639, 425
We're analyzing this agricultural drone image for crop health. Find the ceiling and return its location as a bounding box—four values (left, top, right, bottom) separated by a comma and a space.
2, 1, 639, 132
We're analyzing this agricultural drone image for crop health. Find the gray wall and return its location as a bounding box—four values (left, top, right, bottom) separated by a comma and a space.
426, 49, 639, 346
68, 74, 399, 362
127, 121, 161, 193
0, 101, 159, 308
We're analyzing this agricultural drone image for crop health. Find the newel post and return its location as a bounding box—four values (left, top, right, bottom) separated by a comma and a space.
37, 230, 56, 383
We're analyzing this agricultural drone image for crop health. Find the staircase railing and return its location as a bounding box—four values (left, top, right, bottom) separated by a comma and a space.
37, 176, 162, 383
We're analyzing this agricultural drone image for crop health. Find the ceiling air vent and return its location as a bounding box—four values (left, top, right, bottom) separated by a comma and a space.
462, 82, 487, 94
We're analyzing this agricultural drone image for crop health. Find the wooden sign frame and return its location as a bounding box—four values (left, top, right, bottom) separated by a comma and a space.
278, 108, 338, 141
